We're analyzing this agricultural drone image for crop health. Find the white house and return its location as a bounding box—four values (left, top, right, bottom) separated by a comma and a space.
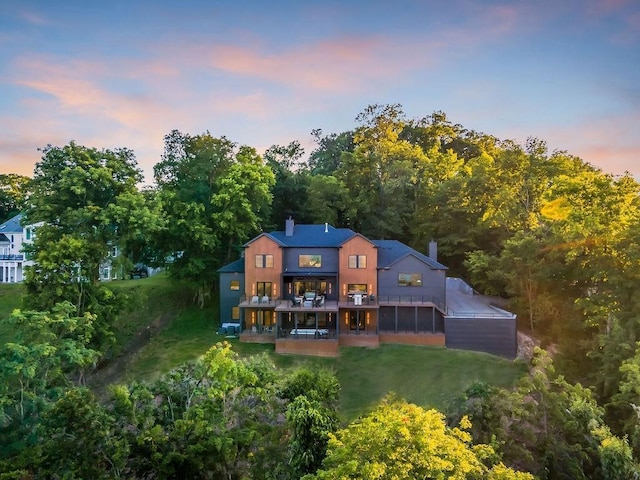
0, 213, 131, 283
0, 214, 34, 283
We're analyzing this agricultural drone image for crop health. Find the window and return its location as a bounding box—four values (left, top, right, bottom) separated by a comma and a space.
231, 307, 240, 320
398, 273, 422, 287
230, 280, 240, 291
348, 254, 367, 269
348, 284, 367, 293
25, 228, 31, 240
299, 254, 322, 268
255, 254, 274, 268
257, 282, 272, 297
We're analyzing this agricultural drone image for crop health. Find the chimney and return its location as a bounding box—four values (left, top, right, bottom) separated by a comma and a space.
325, 222, 329, 233
428, 240, 438, 262
285, 216, 294, 237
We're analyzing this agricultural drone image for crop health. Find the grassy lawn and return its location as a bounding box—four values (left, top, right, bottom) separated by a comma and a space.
123, 285, 526, 421
0, 283, 25, 343
2, 275, 527, 423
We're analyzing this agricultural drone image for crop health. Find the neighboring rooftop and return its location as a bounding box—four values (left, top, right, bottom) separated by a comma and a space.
0, 214, 23, 233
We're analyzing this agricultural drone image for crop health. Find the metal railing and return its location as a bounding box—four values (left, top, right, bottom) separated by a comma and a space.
0, 254, 24, 261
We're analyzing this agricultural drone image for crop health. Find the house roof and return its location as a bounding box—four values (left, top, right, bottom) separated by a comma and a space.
217, 258, 245, 273
373, 239, 448, 270
265, 224, 357, 248
0, 214, 23, 234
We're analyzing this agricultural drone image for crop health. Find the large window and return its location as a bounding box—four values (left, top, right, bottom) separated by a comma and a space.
230, 280, 240, 291
231, 307, 240, 320
299, 254, 322, 268
348, 254, 367, 269
255, 254, 274, 268
398, 273, 422, 287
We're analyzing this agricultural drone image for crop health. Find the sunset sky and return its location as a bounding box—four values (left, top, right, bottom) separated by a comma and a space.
1, 0, 638, 183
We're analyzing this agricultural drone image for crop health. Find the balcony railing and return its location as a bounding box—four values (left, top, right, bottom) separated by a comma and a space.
376, 295, 445, 310
0, 254, 24, 261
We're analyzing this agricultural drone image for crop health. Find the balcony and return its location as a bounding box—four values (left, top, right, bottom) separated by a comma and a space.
0, 254, 24, 261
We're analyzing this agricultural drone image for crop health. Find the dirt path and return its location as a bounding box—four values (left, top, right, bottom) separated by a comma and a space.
86, 311, 176, 399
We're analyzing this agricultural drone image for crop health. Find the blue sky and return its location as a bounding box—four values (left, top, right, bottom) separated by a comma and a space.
1, 0, 638, 183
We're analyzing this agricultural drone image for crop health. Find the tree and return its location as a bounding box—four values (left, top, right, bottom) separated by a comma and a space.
0, 173, 31, 223
264, 141, 311, 227
449, 348, 639, 479
337, 104, 428, 243
0, 303, 100, 464
308, 129, 354, 176
280, 368, 340, 478
154, 131, 274, 305
22, 142, 155, 349
305, 395, 533, 480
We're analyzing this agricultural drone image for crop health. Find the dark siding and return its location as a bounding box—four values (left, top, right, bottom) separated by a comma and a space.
445, 317, 517, 359
282, 247, 338, 274
219, 271, 244, 325
377, 255, 446, 306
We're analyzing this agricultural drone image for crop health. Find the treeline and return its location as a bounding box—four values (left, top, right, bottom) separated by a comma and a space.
1, 103, 640, 477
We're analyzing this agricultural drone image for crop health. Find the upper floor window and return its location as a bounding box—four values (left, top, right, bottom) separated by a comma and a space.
255, 254, 274, 268
398, 273, 422, 287
348, 283, 367, 293
299, 254, 321, 268
348, 254, 367, 269
230, 280, 240, 291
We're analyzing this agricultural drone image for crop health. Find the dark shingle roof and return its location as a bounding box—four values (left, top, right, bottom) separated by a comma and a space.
373, 239, 447, 270
0, 214, 23, 234
217, 258, 245, 273
266, 224, 357, 247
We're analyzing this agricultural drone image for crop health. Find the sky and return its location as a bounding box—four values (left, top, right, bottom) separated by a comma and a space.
0, 0, 638, 184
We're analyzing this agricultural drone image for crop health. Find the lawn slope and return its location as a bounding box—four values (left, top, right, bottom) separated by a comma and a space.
0, 277, 526, 421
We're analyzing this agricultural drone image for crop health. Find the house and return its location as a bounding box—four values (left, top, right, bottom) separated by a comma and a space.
0, 214, 34, 283
218, 218, 517, 358
0, 213, 154, 283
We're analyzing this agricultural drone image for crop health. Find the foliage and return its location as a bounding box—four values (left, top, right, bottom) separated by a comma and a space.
153, 130, 275, 305
0, 173, 31, 223
449, 348, 640, 479
0, 303, 100, 463
281, 368, 340, 477
22, 141, 155, 351
304, 395, 533, 480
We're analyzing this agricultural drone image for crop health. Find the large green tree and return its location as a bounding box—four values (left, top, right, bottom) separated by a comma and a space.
22, 142, 157, 348
153, 130, 274, 305
305, 396, 533, 480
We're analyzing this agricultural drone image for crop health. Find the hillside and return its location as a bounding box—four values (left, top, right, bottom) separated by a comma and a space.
0, 277, 526, 420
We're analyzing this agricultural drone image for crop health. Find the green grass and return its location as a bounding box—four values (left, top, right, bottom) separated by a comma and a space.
0, 283, 25, 343
122, 281, 526, 421
2, 275, 527, 423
